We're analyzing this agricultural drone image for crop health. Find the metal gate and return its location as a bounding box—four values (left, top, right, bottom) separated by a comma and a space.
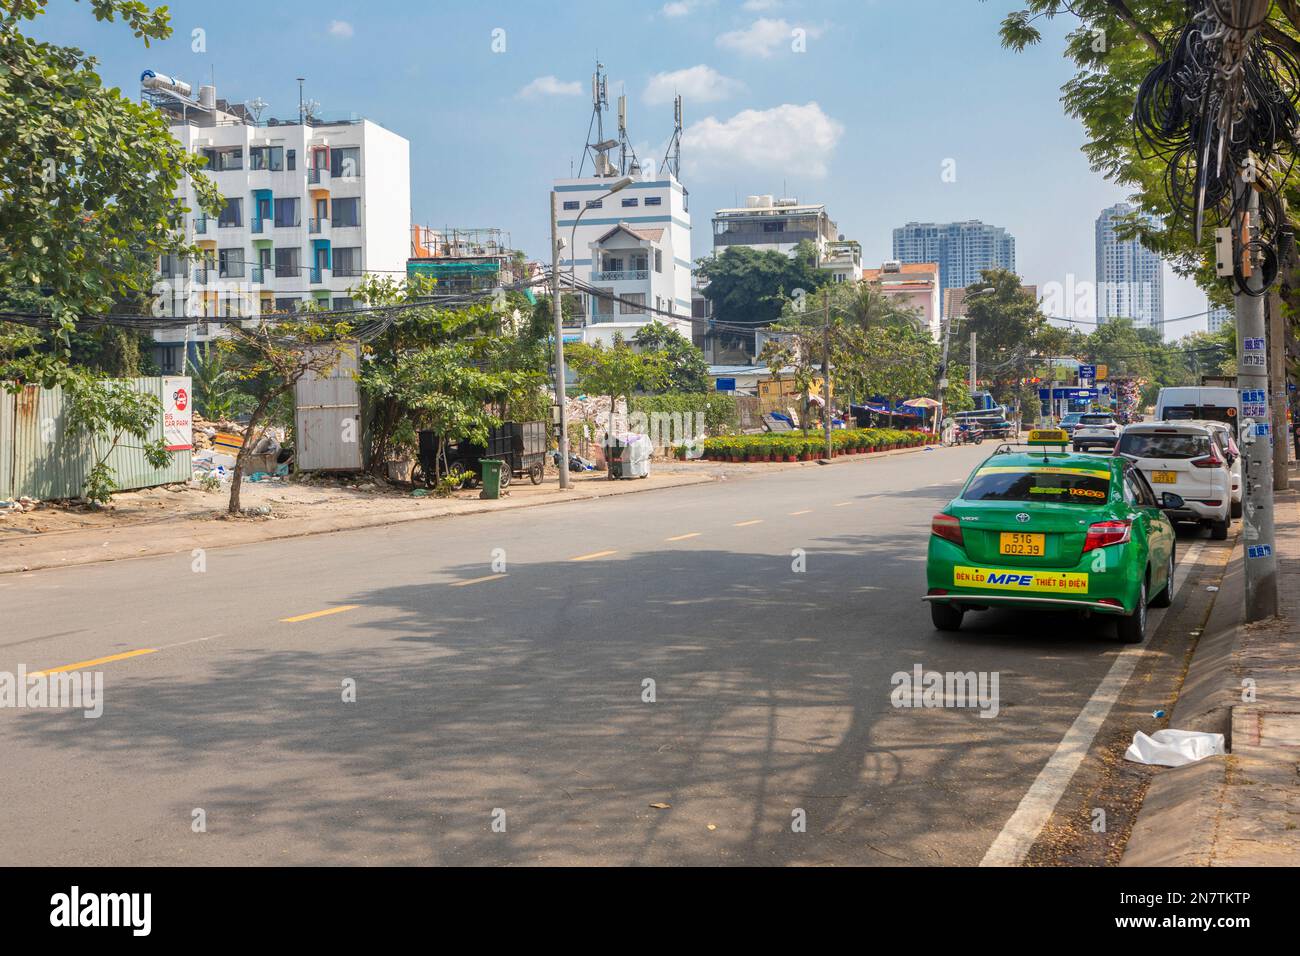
293, 342, 364, 472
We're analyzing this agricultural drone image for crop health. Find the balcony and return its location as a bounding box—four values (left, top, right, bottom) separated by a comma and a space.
593, 269, 649, 282
308, 217, 329, 235
308, 167, 330, 187
251, 218, 265, 234
193, 215, 207, 235
250, 265, 265, 283
310, 266, 326, 284
192, 268, 210, 284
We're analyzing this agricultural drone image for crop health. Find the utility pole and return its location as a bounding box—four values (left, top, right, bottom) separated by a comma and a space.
1235, 175, 1277, 621
969, 332, 977, 398
822, 289, 833, 461
936, 314, 955, 435
549, 190, 570, 490
1269, 239, 1291, 490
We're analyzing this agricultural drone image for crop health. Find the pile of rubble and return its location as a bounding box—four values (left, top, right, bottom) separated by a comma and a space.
0, 496, 43, 518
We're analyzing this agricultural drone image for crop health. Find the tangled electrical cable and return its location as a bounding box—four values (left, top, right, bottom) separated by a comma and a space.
1133, 0, 1299, 294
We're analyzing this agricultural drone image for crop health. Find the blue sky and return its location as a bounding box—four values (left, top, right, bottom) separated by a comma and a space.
33, 0, 1205, 333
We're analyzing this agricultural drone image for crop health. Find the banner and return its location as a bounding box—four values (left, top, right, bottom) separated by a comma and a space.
162, 376, 193, 452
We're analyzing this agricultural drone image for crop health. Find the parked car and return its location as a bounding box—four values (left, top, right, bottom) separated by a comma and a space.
1192, 419, 1242, 519
1059, 412, 1085, 436
1072, 413, 1122, 452
1115, 421, 1232, 539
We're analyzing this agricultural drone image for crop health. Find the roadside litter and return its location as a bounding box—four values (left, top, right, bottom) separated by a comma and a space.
1124, 729, 1226, 767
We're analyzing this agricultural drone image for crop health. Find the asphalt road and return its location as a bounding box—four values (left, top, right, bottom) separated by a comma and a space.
0, 445, 1204, 865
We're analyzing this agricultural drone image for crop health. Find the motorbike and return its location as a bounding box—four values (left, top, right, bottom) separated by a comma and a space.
954, 424, 984, 445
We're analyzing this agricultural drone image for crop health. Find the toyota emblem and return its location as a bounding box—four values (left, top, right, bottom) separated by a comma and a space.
1016, 513, 1031, 523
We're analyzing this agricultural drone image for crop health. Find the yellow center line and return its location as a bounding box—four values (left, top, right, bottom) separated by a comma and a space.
665, 532, 701, 541
734, 519, 763, 527
569, 549, 618, 562
789, 509, 813, 516
281, 605, 360, 623
449, 573, 507, 587
30, 648, 158, 677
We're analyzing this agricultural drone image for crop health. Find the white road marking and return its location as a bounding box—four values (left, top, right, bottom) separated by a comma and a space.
979, 539, 1205, 867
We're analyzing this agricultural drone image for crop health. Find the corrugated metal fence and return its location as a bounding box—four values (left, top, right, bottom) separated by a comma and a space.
0, 377, 192, 500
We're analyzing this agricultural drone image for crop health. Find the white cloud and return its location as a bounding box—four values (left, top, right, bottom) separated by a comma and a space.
327, 20, 354, 39
662, 0, 712, 16
644, 65, 744, 106
683, 102, 843, 179
742, 0, 781, 9
518, 75, 584, 99
716, 17, 820, 58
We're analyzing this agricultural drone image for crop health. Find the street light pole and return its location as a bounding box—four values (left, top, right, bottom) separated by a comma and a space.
549, 175, 635, 490
550, 190, 570, 490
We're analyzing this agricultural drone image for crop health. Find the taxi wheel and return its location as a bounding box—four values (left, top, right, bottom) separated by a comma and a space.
1116, 579, 1147, 644
930, 602, 964, 632
1151, 549, 1175, 608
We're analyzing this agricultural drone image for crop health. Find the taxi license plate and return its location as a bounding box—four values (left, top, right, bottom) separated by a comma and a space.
1000, 532, 1045, 556
1151, 471, 1177, 484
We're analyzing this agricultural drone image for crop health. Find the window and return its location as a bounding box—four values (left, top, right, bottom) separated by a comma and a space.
763, 221, 785, 232
621, 197, 639, 207
273, 198, 300, 228
249, 146, 284, 171
962, 466, 1111, 505
585, 199, 602, 209
218, 248, 244, 278
274, 297, 300, 313
201, 147, 242, 172
644, 196, 662, 206
1117, 432, 1211, 460
330, 147, 361, 178
601, 255, 624, 273
274, 247, 300, 278
218, 197, 243, 228
593, 287, 615, 316
632, 254, 648, 272
287, 149, 296, 171
332, 198, 360, 228
333, 247, 361, 278
654, 249, 662, 273
333, 297, 355, 311
563, 200, 580, 211
619, 292, 646, 315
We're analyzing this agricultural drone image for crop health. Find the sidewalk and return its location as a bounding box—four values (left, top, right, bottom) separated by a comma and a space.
0, 443, 934, 575
1124, 466, 1300, 865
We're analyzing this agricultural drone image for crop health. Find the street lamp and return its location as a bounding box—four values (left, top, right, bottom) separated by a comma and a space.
549, 174, 635, 490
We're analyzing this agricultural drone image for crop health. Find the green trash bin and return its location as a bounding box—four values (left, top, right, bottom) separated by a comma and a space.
479, 458, 503, 499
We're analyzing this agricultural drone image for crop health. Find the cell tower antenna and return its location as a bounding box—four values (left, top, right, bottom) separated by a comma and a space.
579, 61, 619, 178
662, 94, 683, 180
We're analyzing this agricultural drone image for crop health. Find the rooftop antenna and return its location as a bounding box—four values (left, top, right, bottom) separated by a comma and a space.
580, 61, 618, 177
297, 77, 305, 125
661, 94, 683, 180
247, 96, 269, 122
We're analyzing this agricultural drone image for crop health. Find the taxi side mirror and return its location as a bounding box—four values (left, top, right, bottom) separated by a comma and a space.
1159, 492, 1185, 510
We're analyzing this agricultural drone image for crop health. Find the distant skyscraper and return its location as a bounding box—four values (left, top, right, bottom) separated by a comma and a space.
1095, 203, 1164, 329
891, 220, 1016, 292
1207, 302, 1232, 333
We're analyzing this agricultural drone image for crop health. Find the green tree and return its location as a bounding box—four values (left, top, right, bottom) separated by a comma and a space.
0, 0, 221, 386
696, 239, 828, 346
567, 337, 668, 439
63, 370, 171, 503
631, 320, 710, 392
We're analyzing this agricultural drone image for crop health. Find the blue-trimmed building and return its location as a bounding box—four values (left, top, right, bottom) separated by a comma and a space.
552, 174, 693, 346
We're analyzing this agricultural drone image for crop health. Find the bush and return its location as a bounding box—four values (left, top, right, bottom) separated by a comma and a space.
629, 392, 739, 435
700, 427, 931, 461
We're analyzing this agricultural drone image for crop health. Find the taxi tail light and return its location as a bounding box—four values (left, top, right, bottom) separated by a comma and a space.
931, 514, 963, 546
1083, 520, 1131, 552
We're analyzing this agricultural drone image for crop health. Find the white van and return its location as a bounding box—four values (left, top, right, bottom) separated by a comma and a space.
1154, 387, 1240, 437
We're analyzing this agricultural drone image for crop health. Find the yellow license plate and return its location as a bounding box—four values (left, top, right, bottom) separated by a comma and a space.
1000, 532, 1045, 556
1151, 471, 1177, 484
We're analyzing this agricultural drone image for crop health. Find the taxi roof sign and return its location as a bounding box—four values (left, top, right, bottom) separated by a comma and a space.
1027, 427, 1069, 446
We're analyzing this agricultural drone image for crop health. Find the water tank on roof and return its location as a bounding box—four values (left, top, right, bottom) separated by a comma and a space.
198, 85, 216, 109
745, 195, 761, 208
882, 260, 902, 272
759, 194, 774, 207
140, 70, 192, 98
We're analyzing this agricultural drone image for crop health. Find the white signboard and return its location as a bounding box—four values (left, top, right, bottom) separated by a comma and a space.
162, 376, 193, 451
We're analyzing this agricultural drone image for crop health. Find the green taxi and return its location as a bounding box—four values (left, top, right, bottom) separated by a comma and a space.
924, 431, 1180, 643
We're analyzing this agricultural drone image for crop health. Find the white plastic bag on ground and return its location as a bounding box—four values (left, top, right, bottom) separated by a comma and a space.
1123, 729, 1226, 767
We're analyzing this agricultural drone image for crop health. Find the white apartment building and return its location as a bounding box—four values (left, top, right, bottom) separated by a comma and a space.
150, 83, 410, 373
552, 174, 693, 345
1095, 202, 1164, 330
712, 195, 837, 259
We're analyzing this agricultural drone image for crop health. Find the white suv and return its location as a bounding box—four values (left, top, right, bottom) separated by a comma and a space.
1115, 422, 1232, 539
1194, 420, 1242, 519
1072, 412, 1122, 451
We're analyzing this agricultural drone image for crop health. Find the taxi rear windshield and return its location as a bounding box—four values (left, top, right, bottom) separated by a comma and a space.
963, 467, 1111, 505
